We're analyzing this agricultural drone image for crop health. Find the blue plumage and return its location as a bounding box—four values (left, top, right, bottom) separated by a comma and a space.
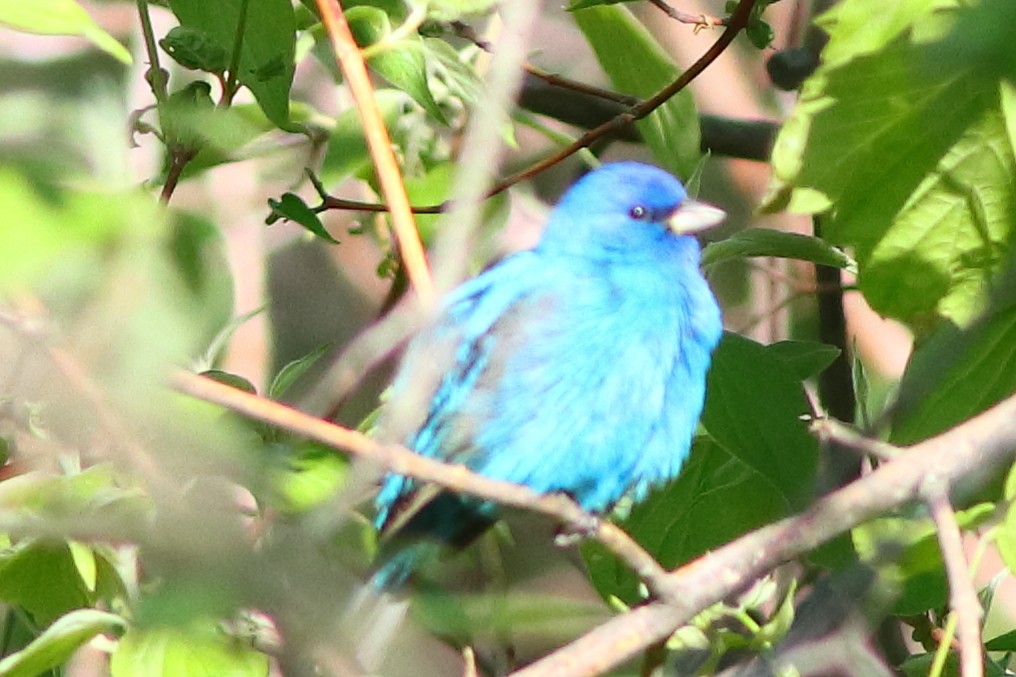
372, 162, 724, 590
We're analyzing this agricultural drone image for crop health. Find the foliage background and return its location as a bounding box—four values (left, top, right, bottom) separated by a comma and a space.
0, 0, 1015, 675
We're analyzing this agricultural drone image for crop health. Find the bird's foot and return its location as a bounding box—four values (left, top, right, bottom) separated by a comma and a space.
553, 513, 602, 547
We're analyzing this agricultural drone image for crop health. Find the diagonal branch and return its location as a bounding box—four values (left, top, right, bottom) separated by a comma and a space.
510, 394, 1016, 676
168, 369, 671, 589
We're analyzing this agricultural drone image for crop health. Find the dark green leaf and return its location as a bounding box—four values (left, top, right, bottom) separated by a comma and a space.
584, 437, 789, 605
701, 229, 856, 272
891, 263, 1016, 445
700, 332, 819, 510
199, 369, 257, 395
269, 344, 330, 399
167, 0, 295, 128
765, 340, 841, 380
573, 5, 700, 179
987, 628, 1016, 652
267, 193, 338, 244
159, 25, 228, 73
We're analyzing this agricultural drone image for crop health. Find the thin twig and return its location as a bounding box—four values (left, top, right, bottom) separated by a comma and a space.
646, 0, 727, 28
925, 483, 983, 677
315, 0, 435, 306
810, 417, 899, 461
222, 0, 251, 105
169, 369, 671, 589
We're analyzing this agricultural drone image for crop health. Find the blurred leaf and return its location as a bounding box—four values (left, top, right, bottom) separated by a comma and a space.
0, 0, 131, 64
852, 517, 947, 615
0, 542, 93, 625
168, 211, 234, 348
0, 608, 125, 677
926, 0, 1016, 85
168, 0, 295, 128
426, 0, 498, 19
700, 332, 819, 510
701, 229, 856, 272
271, 445, 349, 513
584, 437, 789, 605
267, 193, 338, 244
269, 344, 329, 399
320, 90, 409, 185
573, 5, 700, 179
994, 462, 1016, 577
159, 25, 229, 73
765, 340, 842, 380
110, 621, 268, 677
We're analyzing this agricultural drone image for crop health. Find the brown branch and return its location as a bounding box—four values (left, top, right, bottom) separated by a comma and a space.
486, 0, 760, 195
168, 369, 671, 589
925, 484, 983, 677
315, 0, 435, 305
646, 0, 727, 28
508, 393, 1016, 676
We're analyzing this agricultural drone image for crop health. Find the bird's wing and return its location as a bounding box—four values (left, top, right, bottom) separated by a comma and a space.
374, 252, 546, 530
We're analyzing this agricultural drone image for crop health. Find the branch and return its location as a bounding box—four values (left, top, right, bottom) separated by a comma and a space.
168, 370, 671, 590
925, 484, 983, 677
315, 0, 435, 305
509, 393, 1016, 676
488, 0, 763, 196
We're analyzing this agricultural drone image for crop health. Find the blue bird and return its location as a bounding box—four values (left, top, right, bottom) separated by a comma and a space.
371, 162, 724, 591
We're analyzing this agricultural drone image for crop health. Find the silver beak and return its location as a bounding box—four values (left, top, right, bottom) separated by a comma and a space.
667, 200, 726, 235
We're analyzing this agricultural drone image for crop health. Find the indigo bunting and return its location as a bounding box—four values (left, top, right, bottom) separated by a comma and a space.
372, 162, 723, 590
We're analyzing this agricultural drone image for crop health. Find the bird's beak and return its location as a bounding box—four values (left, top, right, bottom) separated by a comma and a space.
667, 200, 726, 235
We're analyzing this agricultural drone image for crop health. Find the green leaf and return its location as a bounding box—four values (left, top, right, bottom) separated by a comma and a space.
763, 2, 1016, 331
986, 628, 1016, 652
765, 340, 842, 380
346, 6, 448, 125
426, 0, 499, 20
701, 229, 856, 272
567, 0, 629, 9
572, 5, 700, 179
859, 97, 1016, 328
584, 437, 789, 605
700, 333, 819, 510
0, 0, 131, 64
168, 211, 234, 348
0, 609, 125, 677
987, 452, 1016, 576
267, 193, 338, 244
167, 0, 296, 128
0, 542, 92, 625
159, 25, 229, 73
269, 344, 330, 399
110, 622, 268, 677
199, 370, 257, 395
890, 262, 1016, 445
320, 90, 409, 185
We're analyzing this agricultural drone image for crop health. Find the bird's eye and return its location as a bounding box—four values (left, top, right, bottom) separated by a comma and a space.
629, 205, 650, 221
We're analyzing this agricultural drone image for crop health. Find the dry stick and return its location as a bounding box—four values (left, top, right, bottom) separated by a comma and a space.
315, 0, 435, 305
168, 369, 671, 587
925, 484, 983, 677
509, 394, 1016, 677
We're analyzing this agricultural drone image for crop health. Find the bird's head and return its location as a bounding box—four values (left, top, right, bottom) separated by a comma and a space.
538, 162, 725, 262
